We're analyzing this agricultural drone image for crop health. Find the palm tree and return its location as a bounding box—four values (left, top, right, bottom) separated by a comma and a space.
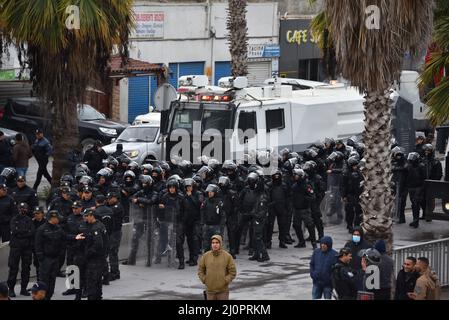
324, 0, 434, 250
0, 0, 133, 184
227, 0, 248, 76
420, 0, 449, 126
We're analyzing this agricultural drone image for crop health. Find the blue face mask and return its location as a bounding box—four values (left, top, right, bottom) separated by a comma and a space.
352, 235, 361, 243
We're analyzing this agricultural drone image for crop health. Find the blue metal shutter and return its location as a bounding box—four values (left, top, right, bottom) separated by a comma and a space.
169, 63, 179, 88
214, 61, 231, 85
128, 76, 149, 123
150, 75, 158, 107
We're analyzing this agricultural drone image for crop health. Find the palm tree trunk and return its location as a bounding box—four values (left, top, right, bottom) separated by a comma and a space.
227, 0, 248, 76
51, 99, 79, 185
360, 91, 394, 253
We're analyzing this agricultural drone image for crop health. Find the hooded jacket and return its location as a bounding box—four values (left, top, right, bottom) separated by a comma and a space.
344, 226, 372, 271
414, 268, 441, 300
310, 236, 338, 287
198, 235, 237, 293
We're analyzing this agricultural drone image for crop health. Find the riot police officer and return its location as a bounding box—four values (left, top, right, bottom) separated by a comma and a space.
0, 167, 17, 189
10, 176, 38, 214
405, 152, 426, 228
0, 183, 16, 242
200, 184, 224, 253
158, 179, 184, 268
80, 185, 96, 211
7, 202, 34, 297
35, 211, 69, 300
181, 178, 202, 266
222, 160, 244, 192
392, 147, 407, 223
94, 194, 113, 284
420, 144, 442, 220
303, 161, 325, 241
127, 175, 158, 266
61, 201, 84, 296
218, 176, 239, 258
290, 168, 317, 249
120, 170, 139, 222
107, 191, 124, 280
94, 168, 113, 197
48, 185, 73, 223
31, 206, 46, 280
266, 169, 290, 249
342, 157, 363, 233
83, 209, 107, 300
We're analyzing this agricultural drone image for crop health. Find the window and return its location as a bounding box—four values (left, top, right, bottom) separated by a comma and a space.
78, 104, 105, 121
237, 111, 257, 142
266, 109, 285, 131
202, 109, 232, 134
116, 127, 159, 142
172, 108, 202, 134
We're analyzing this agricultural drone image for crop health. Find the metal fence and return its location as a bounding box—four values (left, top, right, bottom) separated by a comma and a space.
393, 238, 449, 286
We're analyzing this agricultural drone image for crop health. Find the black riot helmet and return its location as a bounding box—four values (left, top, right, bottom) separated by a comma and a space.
76, 163, 90, 175
349, 150, 360, 161
183, 178, 196, 188
197, 166, 212, 179
60, 174, 74, 187
151, 166, 162, 178
207, 158, 220, 172
392, 146, 405, 161
280, 148, 291, 161
218, 176, 230, 189
407, 152, 420, 163
422, 144, 434, 155
123, 170, 136, 181
302, 161, 317, 174
96, 168, 113, 182
361, 248, 381, 265
347, 157, 360, 168
283, 157, 298, 172
166, 178, 179, 190
141, 164, 154, 175
324, 137, 335, 149
271, 168, 282, 179
346, 136, 358, 147
179, 160, 193, 176
246, 172, 259, 187
139, 175, 153, 188
292, 168, 306, 180
159, 161, 171, 175
192, 175, 203, 189
118, 155, 131, 167
303, 149, 318, 161
18, 202, 29, 212
1, 167, 17, 184
205, 184, 219, 194
79, 175, 94, 187
106, 156, 119, 170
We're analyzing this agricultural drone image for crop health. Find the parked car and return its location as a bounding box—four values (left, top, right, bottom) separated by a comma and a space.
132, 109, 160, 126
102, 116, 161, 164
0, 97, 128, 153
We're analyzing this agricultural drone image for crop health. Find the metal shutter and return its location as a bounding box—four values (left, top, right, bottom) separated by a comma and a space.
214, 61, 231, 85
0, 81, 33, 107
128, 76, 149, 123
247, 61, 271, 86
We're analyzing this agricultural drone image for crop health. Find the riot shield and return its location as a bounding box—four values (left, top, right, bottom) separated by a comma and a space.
128, 203, 154, 265
155, 206, 177, 268
322, 173, 344, 226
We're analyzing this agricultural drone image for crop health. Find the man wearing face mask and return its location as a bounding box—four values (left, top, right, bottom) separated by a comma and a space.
343, 227, 371, 271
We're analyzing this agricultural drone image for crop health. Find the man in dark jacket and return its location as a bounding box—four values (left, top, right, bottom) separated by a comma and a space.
0, 183, 16, 242
310, 236, 337, 299
420, 144, 443, 221
332, 247, 358, 300
0, 131, 12, 173
394, 256, 420, 300
342, 158, 363, 233
392, 147, 408, 223
35, 211, 69, 300
107, 191, 124, 280
7, 203, 34, 297
344, 227, 371, 271
31, 129, 53, 190
83, 140, 108, 176
405, 152, 426, 228
373, 239, 394, 300
12, 133, 32, 178
83, 209, 107, 300
11, 176, 38, 214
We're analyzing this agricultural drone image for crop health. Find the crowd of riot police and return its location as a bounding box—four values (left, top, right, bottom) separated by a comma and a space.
0, 132, 442, 300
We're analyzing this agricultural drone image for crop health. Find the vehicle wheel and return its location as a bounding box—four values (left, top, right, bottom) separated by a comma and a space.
81, 138, 96, 154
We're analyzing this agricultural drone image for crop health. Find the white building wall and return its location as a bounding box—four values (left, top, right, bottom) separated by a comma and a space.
130, 1, 279, 83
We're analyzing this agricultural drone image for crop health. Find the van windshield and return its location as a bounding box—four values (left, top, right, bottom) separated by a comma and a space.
171, 104, 232, 134
116, 127, 159, 142
78, 104, 106, 121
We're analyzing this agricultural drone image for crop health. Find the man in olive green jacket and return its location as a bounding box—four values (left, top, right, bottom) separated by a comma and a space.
198, 234, 237, 300
408, 257, 441, 300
